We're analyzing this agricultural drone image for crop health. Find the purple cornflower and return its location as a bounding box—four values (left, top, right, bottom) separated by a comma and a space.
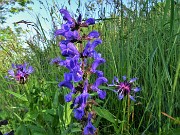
83, 113, 96, 135
110, 76, 141, 101
8, 63, 34, 84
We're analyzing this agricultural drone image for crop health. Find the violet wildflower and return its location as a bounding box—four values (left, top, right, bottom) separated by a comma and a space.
84, 113, 96, 135
50, 57, 62, 66
91, 77, 108, 99
85, 18, 95, 25
110, 76, 141, 101
54, 8, 107, 134
7, 63, 34, 84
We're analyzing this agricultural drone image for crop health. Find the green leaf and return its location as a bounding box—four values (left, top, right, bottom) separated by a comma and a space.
5, 90, 28, 102
15, 124, 29, 135
93, 106, 116, 124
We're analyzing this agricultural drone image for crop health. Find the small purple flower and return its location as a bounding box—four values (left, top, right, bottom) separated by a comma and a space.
74, 106, 85, 120
85, 18, 95, 25
95, 70, 104, 77
86, 30, 100, 40
55, 24, 70, 36
50, 57, 62, 66
58, 80, 74, 91
7, 63, 34, 84
65, 92, 73, 102
111, 76, 141, 101
75, 80, 89, 106
64, 30, 80, 41
59, 42, 79, 57
91, 77, 108, 99
91, 57, 105, 73
84, 113, 96, 135
60, 9, 73, 22
90, 39, 102, 51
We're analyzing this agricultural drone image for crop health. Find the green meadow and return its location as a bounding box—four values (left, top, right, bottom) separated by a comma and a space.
0, 0, 180, 134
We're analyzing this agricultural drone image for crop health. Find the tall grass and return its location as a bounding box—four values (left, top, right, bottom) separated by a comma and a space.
0, 0, 179, 134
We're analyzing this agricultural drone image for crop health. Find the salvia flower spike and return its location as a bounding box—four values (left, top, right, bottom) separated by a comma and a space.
54, 8, 107, 134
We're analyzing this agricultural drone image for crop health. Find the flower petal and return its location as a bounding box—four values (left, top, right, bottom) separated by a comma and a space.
87, 30, 99, 39
58, 80, 74, 91
133, 87, 141, 92
129, 95, 136, 101
74, 107, 85, 120
118, 93, 124, 100
97, 90, 106, 99
129, 78, 137, 83
85, 18, 95, 25
91, 58, 105, 73
92, 77, 108, 88
64, 93, 73, 102
122, 76, 127, 81
60, 9, 72, 22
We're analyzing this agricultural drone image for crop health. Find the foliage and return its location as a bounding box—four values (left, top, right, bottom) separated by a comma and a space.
0, 0, 180, 135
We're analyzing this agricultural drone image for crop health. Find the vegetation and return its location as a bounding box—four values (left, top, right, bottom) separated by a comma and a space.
0, 0, 179, 135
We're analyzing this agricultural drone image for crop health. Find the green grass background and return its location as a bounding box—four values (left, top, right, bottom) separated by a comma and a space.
0, 0, 180, 134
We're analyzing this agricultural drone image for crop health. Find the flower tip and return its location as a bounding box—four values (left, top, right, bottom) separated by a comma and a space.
129, 95, 136, 101
129, 78, 138, 83
122, 76, 127, 81
118, 94, 124, 100
133, 87, 141, 92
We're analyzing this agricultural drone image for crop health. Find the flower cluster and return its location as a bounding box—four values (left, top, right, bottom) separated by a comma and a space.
109, 76, 141, 101
54, 9, 108, 134
7, 63, 34, 84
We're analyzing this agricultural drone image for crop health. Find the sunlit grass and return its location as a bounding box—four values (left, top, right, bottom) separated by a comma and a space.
0, 0, 180, 134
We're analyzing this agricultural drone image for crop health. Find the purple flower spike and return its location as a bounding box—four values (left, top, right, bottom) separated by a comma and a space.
85, 18, 95, 25
54, 8, 108, 131
84, 113, 96, 135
